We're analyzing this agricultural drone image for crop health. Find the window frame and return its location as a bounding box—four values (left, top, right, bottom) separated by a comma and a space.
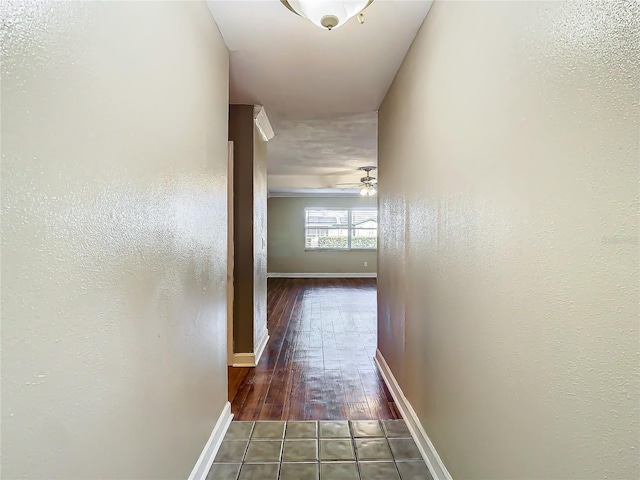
304, 207, 378, 251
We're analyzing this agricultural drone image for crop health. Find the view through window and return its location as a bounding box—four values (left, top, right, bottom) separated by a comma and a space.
304, 208, 377, 250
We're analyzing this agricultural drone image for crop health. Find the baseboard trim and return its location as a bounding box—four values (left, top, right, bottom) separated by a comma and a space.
267, 272, 377, 278
231, 353, 256, 367
374, 350, 452, 480
188, 402, 233, 480
254, 329, 269, 365
231, 331, 269, 367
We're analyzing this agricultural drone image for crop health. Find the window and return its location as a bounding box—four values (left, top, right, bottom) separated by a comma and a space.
305, 208, 377, 250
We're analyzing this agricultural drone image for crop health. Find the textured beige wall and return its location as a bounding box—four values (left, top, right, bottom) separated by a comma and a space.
228, 106, 267, 354
253, 126, 268, 349
268, 197, 377, 274
229, 105, 254, 354
378, 1, 639, 479
1, 2, 229, 479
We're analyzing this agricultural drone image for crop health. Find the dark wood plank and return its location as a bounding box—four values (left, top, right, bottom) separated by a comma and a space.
228, 366, 250, 402
229, 278, 399, 421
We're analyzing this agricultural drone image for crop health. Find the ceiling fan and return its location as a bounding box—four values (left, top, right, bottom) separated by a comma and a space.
335, 166, 378, 196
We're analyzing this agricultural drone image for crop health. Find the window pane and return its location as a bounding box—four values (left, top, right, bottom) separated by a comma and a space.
350, 234, 377, 249
350, 209, 378, 227
305, 209, 348, 227
304, 208, 377, 250
305, 228, 348, 249
351, 209, 377, 249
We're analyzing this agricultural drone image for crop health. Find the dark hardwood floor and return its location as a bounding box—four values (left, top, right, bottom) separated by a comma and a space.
228, 366, 250, 402
230, 278, 399, 421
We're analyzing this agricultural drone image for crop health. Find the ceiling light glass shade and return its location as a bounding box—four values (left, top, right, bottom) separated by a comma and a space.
283, 0, 372, 30
360, 185, 376, 196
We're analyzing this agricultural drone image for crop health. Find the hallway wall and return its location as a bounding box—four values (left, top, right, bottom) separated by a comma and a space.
267, 196, 377, 275
253, 121, 268, 353
229, 106, 268, 355
377, 1, 639, 479
1, 2, 229, 479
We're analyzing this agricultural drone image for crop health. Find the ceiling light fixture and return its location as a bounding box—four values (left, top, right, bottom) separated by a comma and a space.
280, 0, 374, 31
360, 184, 376, 196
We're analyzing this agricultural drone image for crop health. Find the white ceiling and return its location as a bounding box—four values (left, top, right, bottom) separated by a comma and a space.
206, 0, 433, 195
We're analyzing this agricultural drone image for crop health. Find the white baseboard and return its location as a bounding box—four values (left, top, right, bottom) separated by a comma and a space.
231, 330, 269, 367
374, 350, 452, 480
254, 329, 269, 365
267, 272, 377, 278
188, 402, 233, 480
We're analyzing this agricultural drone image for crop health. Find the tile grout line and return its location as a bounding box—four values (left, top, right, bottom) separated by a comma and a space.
385, 430, 404, 480
237, 421, 254, 480
349, 420, 363, 480
275, 421, 285, 480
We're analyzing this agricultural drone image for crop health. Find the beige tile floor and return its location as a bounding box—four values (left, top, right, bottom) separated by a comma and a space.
207, 419, 433, 480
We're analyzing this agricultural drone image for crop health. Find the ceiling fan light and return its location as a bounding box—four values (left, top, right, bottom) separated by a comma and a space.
283, 0, 373, 30
360, 184, 377, 196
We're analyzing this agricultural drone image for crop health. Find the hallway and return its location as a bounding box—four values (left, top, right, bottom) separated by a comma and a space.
3, 1, 637, 479
230, 278, 398, 421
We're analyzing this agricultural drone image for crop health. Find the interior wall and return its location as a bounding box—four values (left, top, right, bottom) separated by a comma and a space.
267, 196, 377, 275
377, 1, 639, 479
253, 126, 268, 350
228, 105, 267, 354
1, 2, 229, 479
229, 105, 256, 354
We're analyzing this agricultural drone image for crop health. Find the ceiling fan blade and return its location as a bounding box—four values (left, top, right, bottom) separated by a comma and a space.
334, 182, 363, 186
